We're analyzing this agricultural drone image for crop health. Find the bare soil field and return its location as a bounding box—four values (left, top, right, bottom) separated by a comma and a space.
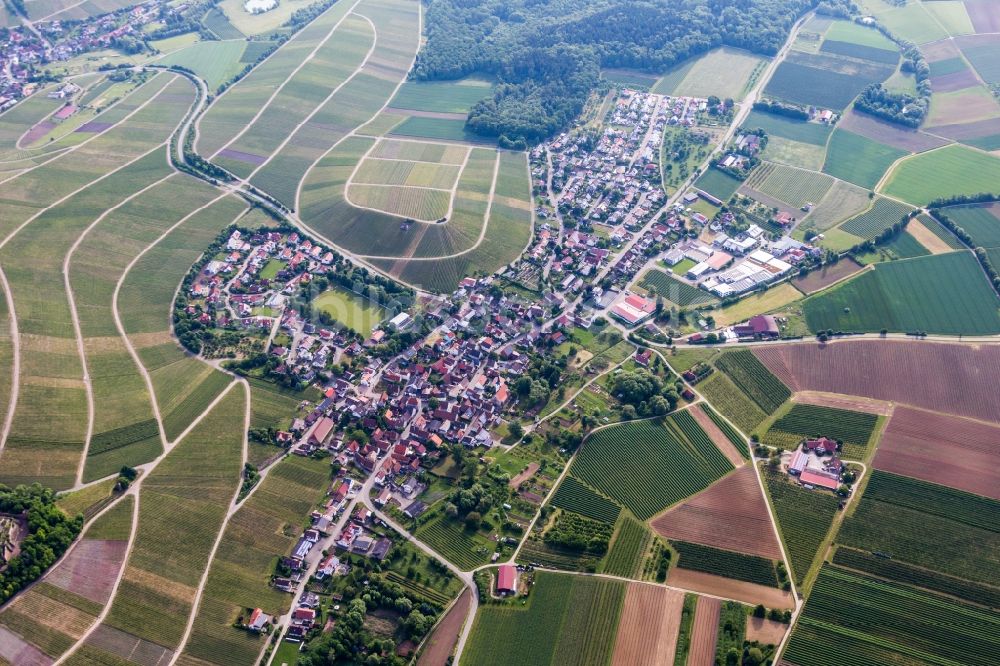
837, 110, 948, 153
747, 617, 789, 645
928, 117, 1000, 141
508, 463, 539, 490
416, 590, 470, 666
931, 69, 982, 93
874, 405, 1000, 499
753, 340, 1000, 423
966, 1, 1000, 33
906, 217, 956, 254
0, 625, 51, 666
921, 40, 961, 62
687, 596, 721, 666
651, 467, 783, 560
792, 390, 893, 416
611, 583, 684, 666
667, 569, 795, 609
690, 405, 746, 466
85, 624, 173, 666
45, 539, 129, 604
792, 258, 866, 295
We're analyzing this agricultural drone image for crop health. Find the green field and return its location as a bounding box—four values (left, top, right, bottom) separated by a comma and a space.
389, 116, 487, 143
549, 476, 622, 524
103, 385, 244, 649
882, 145, 1000, 206
157, 40, 247, 90
347, 184, 452, 221
654, 47, 767, 99
764, 54, 894, 111
762, 469, 839, 584
745, 162, 834, 208
672, 541, 779, 587
824, 20, 898, 51
802, 251, 1000, 335
571, 413, 733, 520
783, 565, 1000, 666
715, 350, 791, 415
463, 572, 625, 666
960, 39, 1000, 85
415, 514, 495, 571
838, 196, 913, 241
389, 78, 494, 114
694, 168, 742, 201
639, 270, 717, 307
764, 403, 878, 458
820, 39, 898, 65
743, 110, 833, 145
823, 129, 906, 190
698, 373, 768, 435
838, 471, 1000, 587
937, 204, 1000, 248
602, 514, 651, 578
179, 456, 333, 665
313, 287, 387, 337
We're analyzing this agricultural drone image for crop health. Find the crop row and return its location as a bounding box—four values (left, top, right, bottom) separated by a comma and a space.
698, 374, 768, 434
602, 515, 650, 578
768, 403, 877, 450
715, 350, 790, 414
549, 476, 622, 524
572, 418, 731, 520
700, 404, 750, 459
840, 197, 912, 240
384, 571, 454, 608
763, 470, 838, 584
831, 547, 1000, 609
672, 541, 779, 588
863, 471, 1000, 533
517, 539, 601, 573
784, 565, 1000, 666
416, 515, 492, 571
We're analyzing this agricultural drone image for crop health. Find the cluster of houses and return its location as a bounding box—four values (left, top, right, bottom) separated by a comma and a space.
0, 0, 165, 110
786, 437, 844, 492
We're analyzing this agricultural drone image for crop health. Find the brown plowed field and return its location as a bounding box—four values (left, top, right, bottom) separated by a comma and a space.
611, 583, 684, 666
747, 617, 789, 645
508, 463, 539, 489
906, 218, 955, 255
668, 569, 795, 609
651, 466, 783, 560
874, 406, 1000, 499
792, 259, 867, 295
691, 405, 746, 466
837, 111, 948, 153
417, 589, 471, 666
965, 4, 1000, 35
753, 341, 1000, 423
45, 539, 129, 604
686, 597, 721, 666
793, 391, 892, 416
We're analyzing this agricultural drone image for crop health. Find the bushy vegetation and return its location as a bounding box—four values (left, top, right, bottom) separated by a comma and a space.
0, 484, 83, 603
414, 0, 821, 142
855, 83, 925, 128
544, 510, 614, 554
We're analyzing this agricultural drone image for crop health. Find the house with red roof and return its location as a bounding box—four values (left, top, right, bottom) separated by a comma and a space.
496, 564, 517, 596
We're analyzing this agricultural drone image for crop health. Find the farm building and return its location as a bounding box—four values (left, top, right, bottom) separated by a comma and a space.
497, 564, 517, 596
610, 293, 657, 325
798, 469, 839, 491
733, 315, 779, 340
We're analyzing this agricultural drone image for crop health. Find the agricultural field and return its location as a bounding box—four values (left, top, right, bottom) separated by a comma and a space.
687, 596, 722, 666
671, 541, 780, 588
783, 565, 1000, 666
712, 282, 802, 328
312, 287, 387, 337
838, 471, 1000, 587
638, 269, 717, 307
801, 251, 1000, 335
571, 413, 734, 520
762, 469, 839, 585
936, 203, 1000, 249
693, 168, 742, 202
743, 109, 834, 170
763, 51, 895, 111
874, 405, 1000, 500
822, 130, 906, 190
156, 40, 247, 90
549, 476, 622, 524
698, 373, 768, 435
389, 77, 495, 114
602, 514, 651, 578
100, 384, 244, 653
882, 145, 1000, 206
715, 350, 791, 415
415, 514, 495, 571
462, 572, 625, 666
698, 404, 750, 460
793, 257, 865, 294
346, 183, 452, 221
743, 162, 833, 209
651, 466, 784, 560
764, 403, 879, 458
178, 456, 334, 666
610, 584, 685, 666
653, 47, 767, 99
754, 340, 1000, 424
797, 180, 874, 238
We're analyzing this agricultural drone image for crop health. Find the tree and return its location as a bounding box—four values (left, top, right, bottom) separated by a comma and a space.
465, 511, 482, 529
509, 421, 524, 440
